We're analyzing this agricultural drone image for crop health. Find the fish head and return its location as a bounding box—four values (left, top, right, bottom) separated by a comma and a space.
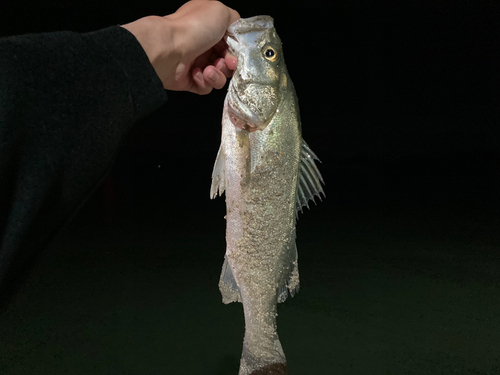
226, 16, 287, 132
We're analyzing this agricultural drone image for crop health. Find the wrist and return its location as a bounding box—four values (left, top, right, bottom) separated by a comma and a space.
121, 16, 181, 87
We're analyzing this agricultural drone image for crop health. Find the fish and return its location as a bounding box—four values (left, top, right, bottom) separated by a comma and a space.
210, 16, 324, 375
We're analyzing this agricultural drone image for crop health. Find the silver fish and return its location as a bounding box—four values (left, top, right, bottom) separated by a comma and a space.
210, 16, 324, 375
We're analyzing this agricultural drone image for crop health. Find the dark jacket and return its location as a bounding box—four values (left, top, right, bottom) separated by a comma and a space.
0, 26, 168, 301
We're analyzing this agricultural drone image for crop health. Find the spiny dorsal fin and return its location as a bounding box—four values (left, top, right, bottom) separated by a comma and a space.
295, 140, 325, 215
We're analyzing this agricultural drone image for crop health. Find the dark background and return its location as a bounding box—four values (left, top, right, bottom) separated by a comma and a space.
1, 1, 500, 374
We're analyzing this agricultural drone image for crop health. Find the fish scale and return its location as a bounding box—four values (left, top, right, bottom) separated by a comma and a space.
211, 16, 324, 375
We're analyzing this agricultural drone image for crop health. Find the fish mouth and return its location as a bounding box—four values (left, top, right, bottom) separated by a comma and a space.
226, 16, 274, 56
228, 16, 274, 39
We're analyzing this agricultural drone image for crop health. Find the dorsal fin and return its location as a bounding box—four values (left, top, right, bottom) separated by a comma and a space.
296, 140, 325, 215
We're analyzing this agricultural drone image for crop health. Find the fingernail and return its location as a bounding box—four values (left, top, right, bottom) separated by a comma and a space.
215, 60, 225, 70
209, 70, 218, 81
195, 71, 203, 82
226, 56, 238, 70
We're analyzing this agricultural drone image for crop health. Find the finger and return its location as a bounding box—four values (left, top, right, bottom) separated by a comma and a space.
192, 67, 213, 95
203, 65, 226, 90
227, 6, 241, 26
214, 58, 232, 78
212, 47, 237, 75
224, 51, 238, 71
211, 41, 237, 70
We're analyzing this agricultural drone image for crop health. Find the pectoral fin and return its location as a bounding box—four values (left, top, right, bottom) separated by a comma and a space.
210, 146, 226, 199
296, 140, 325, 214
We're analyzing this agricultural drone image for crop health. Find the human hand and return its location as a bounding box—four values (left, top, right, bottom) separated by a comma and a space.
122, 0, 240, 95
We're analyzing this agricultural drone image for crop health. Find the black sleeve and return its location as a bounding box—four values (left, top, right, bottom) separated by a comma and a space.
0, 26, 168, 299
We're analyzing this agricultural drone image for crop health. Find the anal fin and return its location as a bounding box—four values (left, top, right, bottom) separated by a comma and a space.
219, 256, 242, 304
277, 237, 300, 303
210, 146, 226, 199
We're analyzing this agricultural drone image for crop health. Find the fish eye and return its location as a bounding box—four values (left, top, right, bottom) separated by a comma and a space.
264, 47, 278, 62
